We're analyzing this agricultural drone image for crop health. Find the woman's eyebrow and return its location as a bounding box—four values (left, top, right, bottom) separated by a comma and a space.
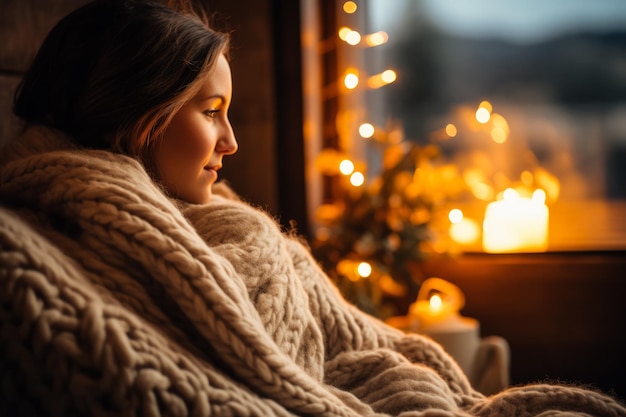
197, 95, 225, 104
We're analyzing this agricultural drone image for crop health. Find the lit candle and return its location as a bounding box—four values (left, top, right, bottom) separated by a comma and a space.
407, 278, 481, 376
408, 277, 476, 333
482, 188, 549, 253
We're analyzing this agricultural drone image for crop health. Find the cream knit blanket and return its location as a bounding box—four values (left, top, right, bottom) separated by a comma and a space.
0, 126, 624, 417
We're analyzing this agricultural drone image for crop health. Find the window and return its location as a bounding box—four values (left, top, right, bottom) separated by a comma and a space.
303, 0, 626, 253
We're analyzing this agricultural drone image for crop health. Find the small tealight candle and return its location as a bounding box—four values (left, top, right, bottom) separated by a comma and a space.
482, 188, 549, 253
408, 277, 475, 333
406, 278, 481, 376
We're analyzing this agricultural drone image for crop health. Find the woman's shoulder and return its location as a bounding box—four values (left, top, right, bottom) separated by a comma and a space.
181, 184, 286, 246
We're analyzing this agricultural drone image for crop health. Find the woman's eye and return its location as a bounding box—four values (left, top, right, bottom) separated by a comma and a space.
203, 109, 219, 118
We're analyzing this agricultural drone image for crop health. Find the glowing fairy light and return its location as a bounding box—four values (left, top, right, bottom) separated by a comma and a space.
359, 123, 375, 138
367, 69, 396, 89
339, 159, 355, 175
365, 31, 388, 47
381, 69, 396, 83
476, 107, 490, 124
357, 262, 372, 278
445, 123, 457, 138
343, 1, 357, 14
476, 100, 492, 124
344, 72, 359, 89
350, 171, 365, 187
338, 26, 352, 40
345, 30, 361, 45
448, 208, 463, 224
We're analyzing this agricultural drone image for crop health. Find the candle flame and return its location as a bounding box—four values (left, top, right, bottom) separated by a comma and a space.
429, 294, 443, 312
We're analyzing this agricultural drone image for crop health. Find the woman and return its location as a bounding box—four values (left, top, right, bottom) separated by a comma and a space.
0, 1, 624, 416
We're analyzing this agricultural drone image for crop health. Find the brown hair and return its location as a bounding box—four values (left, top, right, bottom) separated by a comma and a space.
13, 0, 230, 158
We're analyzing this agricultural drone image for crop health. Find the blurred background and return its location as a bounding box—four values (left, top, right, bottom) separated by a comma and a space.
1, 0, 625, 402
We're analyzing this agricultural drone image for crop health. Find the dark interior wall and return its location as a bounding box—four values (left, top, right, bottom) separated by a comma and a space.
0, 0, 308, 235
0, 0, 91, 147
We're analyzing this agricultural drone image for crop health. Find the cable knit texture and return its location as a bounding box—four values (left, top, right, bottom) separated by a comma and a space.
0, 126, 624, 417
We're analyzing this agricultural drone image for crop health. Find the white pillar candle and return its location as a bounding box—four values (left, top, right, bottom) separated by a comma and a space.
482, 188, 549, 253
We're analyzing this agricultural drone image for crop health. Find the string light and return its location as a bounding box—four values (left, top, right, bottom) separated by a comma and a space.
476, 100, 492, 124
339, 159, 355, 175
367, 69, 396, 88
350, 171, 365, 187
342, 1, 357, 14
359, 123, 375, 138
357, 262, 372, 278
364, 31, 388, 47
445, 123, 457, 137
344, 70, 359, 89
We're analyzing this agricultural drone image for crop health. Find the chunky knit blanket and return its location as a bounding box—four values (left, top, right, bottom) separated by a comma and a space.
1, 126, 624, 417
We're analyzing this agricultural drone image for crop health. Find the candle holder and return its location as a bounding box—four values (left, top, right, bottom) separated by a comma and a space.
387, 277, 510, 395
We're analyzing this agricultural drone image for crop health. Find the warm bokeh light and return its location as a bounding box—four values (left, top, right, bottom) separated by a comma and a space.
342, 1, 357, 14
478, 100, 493, 113
470, 182, 494, 201
350, 171, 365, 186
381, 69, 396, 83
445, 123, 457, 137
345, 30, 361, 45
367, 69, 396, 89
476, 100, 493, 124
491, 113, 510, 134
357, 261, 372, 278
503, 187, 519, 200
365, 31, 388, 46
448, 208, 463, 224
339, 159, 355, 175
532, 188, 547, 204
449, 218, 480, 245
490, 127, 507, 143
521, 170, 534, 186
359, 123, 375, 138
483, 187, 550, 253
344, 72, 359, 89
476, 107, 491, 124
338, 26, 352, 40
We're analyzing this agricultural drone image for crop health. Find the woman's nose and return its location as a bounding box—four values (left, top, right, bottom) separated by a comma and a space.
219, 124, 238, 155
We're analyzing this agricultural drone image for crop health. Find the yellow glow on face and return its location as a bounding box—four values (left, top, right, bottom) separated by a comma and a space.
359, 123, 375, 138
350, 171, 365, 186
357, 261, 372, 278
339, 159, 355, 175
343, 1, 357, 13
445, 123, 457, 137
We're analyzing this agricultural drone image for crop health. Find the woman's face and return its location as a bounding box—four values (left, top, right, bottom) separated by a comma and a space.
155, 54, 237, 204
